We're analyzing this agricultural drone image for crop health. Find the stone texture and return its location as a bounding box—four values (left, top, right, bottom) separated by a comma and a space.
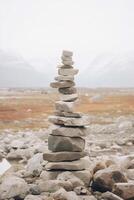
55, 75, 74, 81
59, 87, 77, 94
113, 182, 134, 200
51, 127, 88, 137
92, 168, 127, 192
57, 171, 85, 188
73, 169, 92, 186
26, 153, 43, 176
48, 115, 90, 127
48, 135, 85, 152
61, 55, 73, 61
50, 81, 75, 88
55, 111, 82, 118
24, 195, 43, 200
101, 191, 124, 200
58, 68, 79, 76
55, 101, 74, 113
43, 151, 86, 162
62, 50, 73, 57
60, 94, 78, 102
0, 176, 28, 199
45, 158, 88, 171
37, 180, 73, 192
62, 60, 74, 66
52, 188, 79, 200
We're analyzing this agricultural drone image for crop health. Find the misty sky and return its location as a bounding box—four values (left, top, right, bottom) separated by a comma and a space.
0, 0, 134, 87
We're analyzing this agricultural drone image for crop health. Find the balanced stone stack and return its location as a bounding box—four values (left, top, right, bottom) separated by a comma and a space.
44, 50, 90, 171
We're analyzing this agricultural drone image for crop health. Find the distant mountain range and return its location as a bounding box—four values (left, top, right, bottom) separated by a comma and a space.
0, 49, 134, 87
80, 52, 134, 87
0, 50, 48, 87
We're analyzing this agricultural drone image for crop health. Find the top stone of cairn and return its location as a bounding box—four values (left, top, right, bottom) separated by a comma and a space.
62, 50, 73, 57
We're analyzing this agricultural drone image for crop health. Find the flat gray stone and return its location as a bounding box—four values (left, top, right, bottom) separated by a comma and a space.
50, 81, 75, 89
62, 50, 73, 57
48, 115, 90, 127
43, 151, 87, 162
55, 101, 74, 113
51, 127, 88, 137
61, 55, 73, 61
60, 94, 78, 102
55, 75, 74, 82
58, 68, 79, 76
59, 87, 77, 95
48, 135, 85, 152
62, 60, 74, 66
45, 158, 88, 171
55, 111, 82, 118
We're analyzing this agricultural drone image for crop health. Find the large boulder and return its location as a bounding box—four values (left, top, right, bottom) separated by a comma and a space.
92, 168, 127, 192
113, 182, 134, 199
48, 135, 85, 152
101, 191, 124, 200
0, 175, 28, 199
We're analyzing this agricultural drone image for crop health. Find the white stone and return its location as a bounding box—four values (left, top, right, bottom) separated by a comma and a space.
0, 158, 11, 176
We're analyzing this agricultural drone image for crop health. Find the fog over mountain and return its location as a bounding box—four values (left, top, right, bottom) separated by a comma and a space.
0, 49, 134, 88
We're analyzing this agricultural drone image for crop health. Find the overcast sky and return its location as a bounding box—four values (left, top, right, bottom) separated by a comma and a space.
0, 0, 134, 87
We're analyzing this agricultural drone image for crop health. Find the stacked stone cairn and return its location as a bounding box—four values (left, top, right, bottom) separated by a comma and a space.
44, 50, 90, 171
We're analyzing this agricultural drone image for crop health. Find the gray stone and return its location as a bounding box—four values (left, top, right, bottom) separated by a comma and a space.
60, 94, 78, 102
92, 168, 127, 192
62, 50, 73, 57
101, 191, 124, 200
43, 151, 87, 162
51, 127, 88, 137
55, 101, 74, 113
0, 176, 28, 199
50, 81, 75, 88
37, 180, 73, 192
113, 183, 134, 200
48, 135, 85, 152
55, 75, 74, 81
58, 68, 79, 76
55, 111, 82, 118
59, 87, 77, 94
73, 169, 92, 186
48, 115, 90, 127
62, 60, 74, 66
45, 158, 89, 171
61, 55, 73, 61
57, 171, 84, 188
52, 188, 79, 200
26, 153, 44, 176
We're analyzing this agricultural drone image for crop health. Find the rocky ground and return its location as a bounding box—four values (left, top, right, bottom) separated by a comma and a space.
0, 114, 134, 200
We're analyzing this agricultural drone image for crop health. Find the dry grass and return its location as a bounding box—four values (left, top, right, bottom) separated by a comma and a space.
0, 90, 134, 131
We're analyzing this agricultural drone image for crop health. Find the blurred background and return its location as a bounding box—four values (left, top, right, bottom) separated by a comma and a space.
0, 0, 134, 88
